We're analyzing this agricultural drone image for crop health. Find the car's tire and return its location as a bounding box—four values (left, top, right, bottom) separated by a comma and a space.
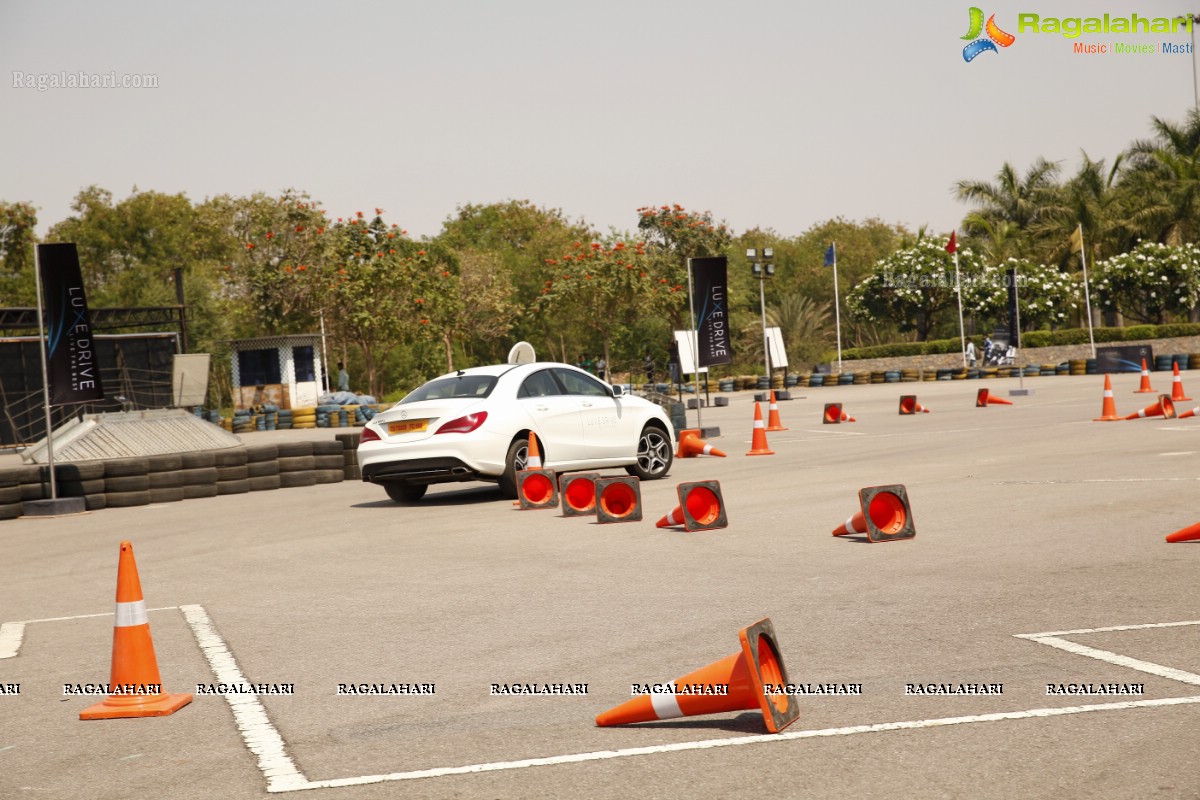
498, 436, 531, 499
626, 423, 673, 481
384, 482, 428, 503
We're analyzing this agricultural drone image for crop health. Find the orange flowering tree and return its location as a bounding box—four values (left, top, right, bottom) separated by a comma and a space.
319, 211, 456, 397
537, 238, 671, 374
220, 190, 331, 333
636, 204, 735, 328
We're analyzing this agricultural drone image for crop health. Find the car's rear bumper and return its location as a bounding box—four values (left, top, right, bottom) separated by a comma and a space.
360, 457, 492, 486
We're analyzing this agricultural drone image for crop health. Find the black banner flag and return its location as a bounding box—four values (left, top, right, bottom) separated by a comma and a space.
690, 256, 732, 367
37, 243, 104, 405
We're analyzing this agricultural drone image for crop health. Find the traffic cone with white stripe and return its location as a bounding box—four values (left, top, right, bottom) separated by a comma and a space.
976, 388, 1012, 407
1134, 358, 1155, 393
514, 432, 546, 505
677, 430, 726, 458
745, 402, 774, 455
1170, 363, 1192, 402
1166, 520, 1200, 543
1124, 394, 1175, 420
765, 390, 788, 431
655, 481, 728, 531
594, 618, 799, 733
80, 541, 192, 719
1093, 374, 1121, 422
1178, 405, 1199, 419
898, 395, 929, 415
831, 485, 916, 543
527, 431, 543, 469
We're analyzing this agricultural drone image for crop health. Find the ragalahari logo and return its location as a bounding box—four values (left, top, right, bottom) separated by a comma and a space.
961, 7, 1016, 61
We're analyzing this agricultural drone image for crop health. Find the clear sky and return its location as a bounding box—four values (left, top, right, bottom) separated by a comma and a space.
3, 1, 1199, 242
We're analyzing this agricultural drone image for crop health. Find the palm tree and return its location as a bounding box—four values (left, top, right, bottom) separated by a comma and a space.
955, 159, 1065, 256
1123, 110, 1200, 245
765, 292, 832, 368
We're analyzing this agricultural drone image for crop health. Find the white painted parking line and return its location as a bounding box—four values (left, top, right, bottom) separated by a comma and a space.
284, 696, 1200, 793
1015, 620, 1200, 687
179, 604, 308, 793
0, 606, 179, 659
1018, 619, 1200, 638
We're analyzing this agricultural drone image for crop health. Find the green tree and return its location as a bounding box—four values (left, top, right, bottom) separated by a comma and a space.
1123, 110, 1200, 246
1093, 241, 1200, 324
636, 204, 734, 328
847, 237, 985, 341
955, 159, 1065, 257
967, 258, 1080, 331
0, 201, 39, 306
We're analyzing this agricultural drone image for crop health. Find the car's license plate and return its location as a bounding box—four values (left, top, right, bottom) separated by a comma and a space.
387, 419, 428, 435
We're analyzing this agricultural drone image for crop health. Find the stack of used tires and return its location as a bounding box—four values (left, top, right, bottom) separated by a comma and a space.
53, 462, 107, 510
232, 409, 254, 434
0, 466, 25, 520
215, 448, 250, 495
808, 373, 824, 387
312, 440, 345, 484
1191, 353, 1200, 370
292, 407, 317, 429
316, 404, 341, 428
276, 408, 293, 430
246, 443, 280, 492
1069, 359, 1087, 376
901, 368, 920, 382
180, 450, 218, 499
718, 379, 736, 392
147, 454, 185, 504
105, 458, 151, 508
336, 432, 361, 480
277, 441, 316, 488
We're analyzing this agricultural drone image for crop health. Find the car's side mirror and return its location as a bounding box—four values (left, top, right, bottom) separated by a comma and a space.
611, 384, 625, 397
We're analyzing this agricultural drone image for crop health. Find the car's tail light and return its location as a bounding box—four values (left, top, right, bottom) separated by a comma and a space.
360, 426, 381, 444
436, 411, 487, 434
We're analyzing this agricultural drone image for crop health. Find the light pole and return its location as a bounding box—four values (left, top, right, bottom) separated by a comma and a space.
747, 248, 775, 383
1178, 13, 1200, 108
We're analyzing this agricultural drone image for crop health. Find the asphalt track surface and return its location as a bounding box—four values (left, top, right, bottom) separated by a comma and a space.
2, 373, 1199, 800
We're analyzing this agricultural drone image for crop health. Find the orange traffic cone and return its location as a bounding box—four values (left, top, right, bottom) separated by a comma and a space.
898, 395, 929, 415
823, 403, 854, 423
1093, 374, 1121, 422
745, 403, 774, 455
831, 485, 916, 543
677, 430, 726, 458
1170, 363, 1192, 402
80, 541, 193, 720
1166, 520, 1200, 543
559, 473, 599, 517
765, 390, 788, 431
655, 481, 728, 531
976, 388, 1013, 407
1134, 358, 1155, 393
527, 431, 543, 469
1178, 405, 1199, 419
516, 468, 558, 509
595, 476, 642, 523
1124, 394, 1175, 420
594, 618, 799, 733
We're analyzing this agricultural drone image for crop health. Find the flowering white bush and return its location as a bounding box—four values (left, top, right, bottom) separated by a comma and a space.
1093, 242, 1200, 324
966, 258, 1080, 329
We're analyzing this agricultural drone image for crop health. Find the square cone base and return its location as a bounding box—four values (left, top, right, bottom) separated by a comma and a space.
80, 691, 193, 720
739, 618, 800, 733
858, 485, 916, 543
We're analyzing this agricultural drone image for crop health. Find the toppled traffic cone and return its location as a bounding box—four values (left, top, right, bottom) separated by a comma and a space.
559, 473, 599, 516
745, 403, 774, 455
823, 403, 854, 423
976, 388, 1013, 407
677, 430, 726, 458
594, 618, 799, 733
1170, 363, 1192, 402
1134, 358, 1155, 393
1093, 374, 1121, 422
595, 476, 642, 523
765, 390, 788, 431
1124, 394, 1175, 420
898, 395, 929, 415
656, 481, 728, 532
1166, 520, 1200, 543
831, 485, 916, 543
1179, 405, 1199, 419
80, 541, 193, 720
516, 468, 559, 509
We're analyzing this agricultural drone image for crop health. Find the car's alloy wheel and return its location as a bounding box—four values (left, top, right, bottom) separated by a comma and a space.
498, 437, 530, 499
627, 425, 673, 480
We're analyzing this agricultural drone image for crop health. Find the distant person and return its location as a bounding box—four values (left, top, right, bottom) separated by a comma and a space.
667, 342, 681, 384
965, 340, 977, 368
644, 353, 654, 385
337, 361, 350, 392
595, 355, 607, 382
983, 335, 994, 363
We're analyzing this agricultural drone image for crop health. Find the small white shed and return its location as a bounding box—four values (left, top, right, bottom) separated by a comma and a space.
230, 334, 326, 410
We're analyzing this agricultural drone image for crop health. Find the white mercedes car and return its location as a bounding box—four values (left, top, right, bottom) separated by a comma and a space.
358, 361, 675, 503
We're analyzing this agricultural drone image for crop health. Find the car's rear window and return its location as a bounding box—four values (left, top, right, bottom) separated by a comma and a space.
400, 374, 497, 403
